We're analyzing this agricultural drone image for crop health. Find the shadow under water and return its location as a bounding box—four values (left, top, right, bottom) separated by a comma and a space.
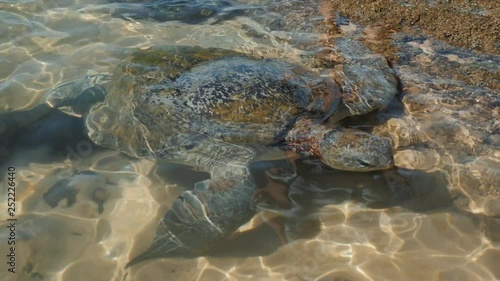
145, 157, 467, 260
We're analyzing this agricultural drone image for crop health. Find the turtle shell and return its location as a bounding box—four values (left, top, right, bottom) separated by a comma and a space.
84, 45, 340, 160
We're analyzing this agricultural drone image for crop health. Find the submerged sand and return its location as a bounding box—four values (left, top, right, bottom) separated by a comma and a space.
0, 0, 499, 280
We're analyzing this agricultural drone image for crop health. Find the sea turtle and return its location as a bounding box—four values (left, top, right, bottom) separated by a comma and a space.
0, 45, 397, 266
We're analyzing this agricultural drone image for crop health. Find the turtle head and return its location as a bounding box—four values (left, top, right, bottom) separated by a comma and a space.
318, 128, 393, 171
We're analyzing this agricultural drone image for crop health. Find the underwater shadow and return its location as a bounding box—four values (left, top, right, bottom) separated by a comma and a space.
151, 157, 458, 259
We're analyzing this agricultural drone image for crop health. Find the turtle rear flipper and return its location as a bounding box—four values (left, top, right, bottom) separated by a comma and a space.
125, 177, 257, 268
126, 139, 259, 268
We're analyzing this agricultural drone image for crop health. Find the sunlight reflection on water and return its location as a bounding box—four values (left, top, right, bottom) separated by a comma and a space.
0, 0, 499, 281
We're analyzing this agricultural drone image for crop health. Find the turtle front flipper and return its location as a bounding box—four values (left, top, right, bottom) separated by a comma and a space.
333, 38, 399, 117
44, 74, 111, 116
125, 176, 257, 268
0, 74, 110, 155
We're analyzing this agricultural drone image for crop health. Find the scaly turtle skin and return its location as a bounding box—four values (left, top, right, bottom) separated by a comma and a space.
3, 45, 397, 266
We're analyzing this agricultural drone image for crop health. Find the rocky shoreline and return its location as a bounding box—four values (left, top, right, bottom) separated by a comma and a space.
326, 0, 499, 55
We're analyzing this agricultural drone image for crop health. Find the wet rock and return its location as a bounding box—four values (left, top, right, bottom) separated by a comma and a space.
485, 134, 500, 146
394, 148, 440, 171
374, 34, 500, 213
457, 157, 500, 210
384, 117, 423, 147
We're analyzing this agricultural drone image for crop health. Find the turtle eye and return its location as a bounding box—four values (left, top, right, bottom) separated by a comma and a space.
356, 159, 373, 167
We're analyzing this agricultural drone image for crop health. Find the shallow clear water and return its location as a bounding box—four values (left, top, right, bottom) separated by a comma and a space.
0, 0, 499, 281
